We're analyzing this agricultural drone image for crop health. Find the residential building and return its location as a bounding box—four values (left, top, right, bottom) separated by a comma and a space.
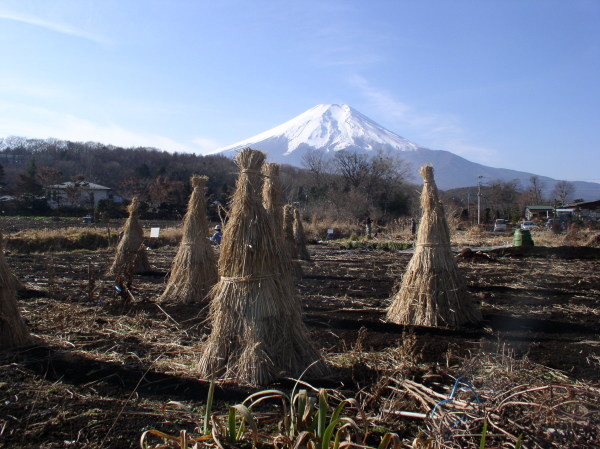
45, 181, 111, 209
524, 205, 554, 220
566, 199, 600, 222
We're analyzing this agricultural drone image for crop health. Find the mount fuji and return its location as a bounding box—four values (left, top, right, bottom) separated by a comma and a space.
214, 104, 600, 199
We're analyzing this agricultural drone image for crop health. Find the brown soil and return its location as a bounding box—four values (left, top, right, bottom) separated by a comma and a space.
0, 240, 598, 448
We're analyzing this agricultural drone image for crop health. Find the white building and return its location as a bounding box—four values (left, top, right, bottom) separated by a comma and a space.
45, 181, 111, 209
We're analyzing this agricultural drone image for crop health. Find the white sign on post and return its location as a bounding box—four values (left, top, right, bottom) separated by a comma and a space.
150, 227, 160, 238
327, 229, 334, 235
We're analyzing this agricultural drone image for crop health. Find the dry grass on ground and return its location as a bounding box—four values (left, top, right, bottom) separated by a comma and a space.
0, 219, 599, 448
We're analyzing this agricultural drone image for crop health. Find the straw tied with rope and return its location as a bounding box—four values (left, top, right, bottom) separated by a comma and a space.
387, 164, 481, 328
197, 148, 326, 385
159, 174, 218, 304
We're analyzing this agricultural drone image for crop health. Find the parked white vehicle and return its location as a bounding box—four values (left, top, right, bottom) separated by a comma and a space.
493, 219, 508, 232
520, 221, 537, 230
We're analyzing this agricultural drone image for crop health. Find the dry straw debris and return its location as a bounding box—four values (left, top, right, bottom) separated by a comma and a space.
586, 232, 600, 248
293, 208, 311, 261
382, 350, 600, 449
387, 165, 481, 328
107, 197, 152, 276
0, 232, 32, 349
159, 175, 218, 304
197, 148, 326, 385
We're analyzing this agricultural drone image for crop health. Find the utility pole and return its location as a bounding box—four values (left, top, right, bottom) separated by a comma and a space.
477, 176, 483, 225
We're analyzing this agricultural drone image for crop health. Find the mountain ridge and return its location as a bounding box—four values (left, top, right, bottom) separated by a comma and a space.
214, 104, 600, 200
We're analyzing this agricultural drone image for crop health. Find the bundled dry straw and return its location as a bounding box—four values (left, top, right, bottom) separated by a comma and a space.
197, 148, 325, 385
282, 205, 298, 259
159, 175, 217, 303
263, 164, 301, 278
0, 233, 32, 349
262, 162, 283, 236
293, 208, 311, 261
387, 165, 481, 328
283, 204, 303, 277
107, 197, 151, 276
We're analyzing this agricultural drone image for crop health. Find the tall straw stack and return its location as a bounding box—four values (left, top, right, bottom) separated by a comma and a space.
283, 204, 298, 259
262, 163, 300, 279
0, 233, 32, 349
262, 162, 283, 237
387, 165, 481, 328
159, 175, 217, 303
197, 148, 325, 385
283, 204, 303, 278
293, 208, 311, 261
107, 197, 151, 276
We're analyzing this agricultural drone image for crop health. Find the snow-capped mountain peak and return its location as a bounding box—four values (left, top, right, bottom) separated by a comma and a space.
212, 104, 600, 198
214, 104, 419, 161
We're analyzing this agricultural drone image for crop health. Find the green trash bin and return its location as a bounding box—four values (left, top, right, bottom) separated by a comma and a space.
513, 228, 534, 247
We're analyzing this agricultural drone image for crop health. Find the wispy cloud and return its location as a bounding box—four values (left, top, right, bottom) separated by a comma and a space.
0, 102, 214, 154
0, 9, 110, 44
349, 74, 500, 164
192, 137, 222, 154
0, 76, 71, 101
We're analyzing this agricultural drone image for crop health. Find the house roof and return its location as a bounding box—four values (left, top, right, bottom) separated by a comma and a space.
47, 181, 111, 190
525, 205, 554, 210
566, 199, 600, 209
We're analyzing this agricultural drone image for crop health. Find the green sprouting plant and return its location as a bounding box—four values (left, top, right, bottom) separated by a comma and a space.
140, 377, 402, 449
478, 419, 523, 449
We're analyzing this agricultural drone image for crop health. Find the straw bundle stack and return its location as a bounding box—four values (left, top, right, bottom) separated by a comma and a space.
197, 148, 325, 385
107, 197, 151, 276
283, 204, 303, 278
293, 208, 311, 261
0, 233, 32, 349
387, 165, 481, 328
283, 204, 298, 259
159, 175, 217, 303
262, 162, 283, 237
262, 163, 300, 279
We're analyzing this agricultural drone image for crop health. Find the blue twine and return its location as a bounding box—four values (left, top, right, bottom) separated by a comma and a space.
430, 377, 481, 419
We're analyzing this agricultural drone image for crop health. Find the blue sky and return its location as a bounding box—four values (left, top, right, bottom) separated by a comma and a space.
0, 0, 598, 183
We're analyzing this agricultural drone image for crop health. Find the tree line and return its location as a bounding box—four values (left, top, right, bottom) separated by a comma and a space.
0, 136, 576, 224
0, 137, 417, 222
442, 175, 578, 224
0, 137, 238, 218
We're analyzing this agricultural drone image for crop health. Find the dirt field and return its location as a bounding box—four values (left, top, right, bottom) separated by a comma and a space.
0, 225, 599, 448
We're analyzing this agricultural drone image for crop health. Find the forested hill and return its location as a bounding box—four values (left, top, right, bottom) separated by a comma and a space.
0, 136, 417, 221
0, 136, 238, 206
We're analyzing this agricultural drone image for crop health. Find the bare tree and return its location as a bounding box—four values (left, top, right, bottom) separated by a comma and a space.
486, 179, 521, 219
301, 148, 331, 189
366, 149, 411, 194
333, 150, 370, 189
551, 180, 575, 205
525, 175, 546, 204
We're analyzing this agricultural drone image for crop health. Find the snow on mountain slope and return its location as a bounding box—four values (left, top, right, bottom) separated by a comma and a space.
213, 104, 600, 199
214, 104, 418, 161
